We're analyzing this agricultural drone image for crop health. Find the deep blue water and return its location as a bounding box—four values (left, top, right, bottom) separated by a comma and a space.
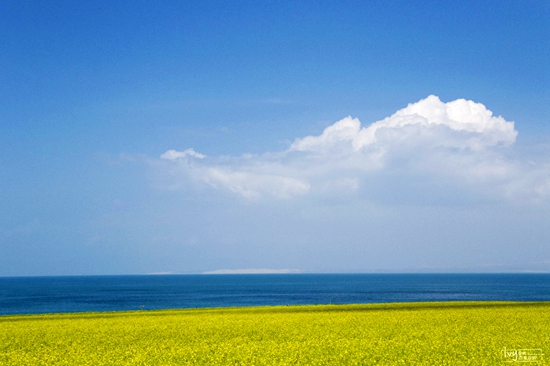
1, 274, 549, 315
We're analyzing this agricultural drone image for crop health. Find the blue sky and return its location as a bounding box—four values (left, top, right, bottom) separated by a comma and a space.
1, 1, 549, 276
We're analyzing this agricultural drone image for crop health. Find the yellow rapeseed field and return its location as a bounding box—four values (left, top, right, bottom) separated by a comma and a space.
0, 301, 548, 365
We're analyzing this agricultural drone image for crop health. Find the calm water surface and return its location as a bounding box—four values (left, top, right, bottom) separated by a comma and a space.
1, 274, 549, 315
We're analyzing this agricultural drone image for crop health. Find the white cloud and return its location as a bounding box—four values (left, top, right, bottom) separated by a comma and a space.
156, 95, 549, 203
199, 166, 310, 200
290, 95, 517, 152
160, 148, 206, 160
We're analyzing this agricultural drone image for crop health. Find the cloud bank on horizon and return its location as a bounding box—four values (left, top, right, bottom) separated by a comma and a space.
157, 95, 549, 204
202, 268, 301, 274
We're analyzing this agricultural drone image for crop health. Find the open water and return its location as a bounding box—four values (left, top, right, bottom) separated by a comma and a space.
1, 273, 549, 315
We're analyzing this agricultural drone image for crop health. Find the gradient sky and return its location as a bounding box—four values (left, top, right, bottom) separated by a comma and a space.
1, 1, 549, 276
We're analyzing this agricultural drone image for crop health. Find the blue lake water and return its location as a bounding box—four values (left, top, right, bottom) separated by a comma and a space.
1, 273, 549, 315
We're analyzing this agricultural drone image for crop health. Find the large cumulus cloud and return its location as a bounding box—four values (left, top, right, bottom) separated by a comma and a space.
290, 95, 517, 152
155, 95, 549, 203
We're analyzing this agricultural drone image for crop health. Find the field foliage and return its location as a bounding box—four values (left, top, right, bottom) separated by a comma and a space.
1, 301, 548, 365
